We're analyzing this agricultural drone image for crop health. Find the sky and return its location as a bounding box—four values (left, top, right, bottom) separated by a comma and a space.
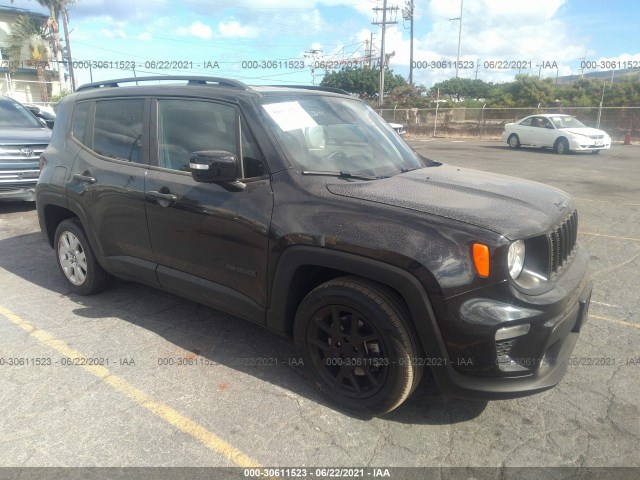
3, 0, 639, 89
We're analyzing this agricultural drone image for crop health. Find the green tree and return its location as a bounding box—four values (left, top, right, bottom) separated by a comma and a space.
487, 75, 559, 107
5, 15, 52, 102
320, 66, 408, 101
430, 78, 491, 101
387, 83, 429, 107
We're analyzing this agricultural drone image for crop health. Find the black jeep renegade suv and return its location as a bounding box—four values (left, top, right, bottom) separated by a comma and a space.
36, 76, 592, 414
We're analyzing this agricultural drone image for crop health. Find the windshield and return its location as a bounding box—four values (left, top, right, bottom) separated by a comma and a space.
261, 95, 424, 177
550, 116, 587, 129
0, 98, 43, 129
0, 99, 42, 128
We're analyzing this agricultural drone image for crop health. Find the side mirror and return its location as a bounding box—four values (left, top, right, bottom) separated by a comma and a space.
45, 119, 54, 129
189, 150, 245, 191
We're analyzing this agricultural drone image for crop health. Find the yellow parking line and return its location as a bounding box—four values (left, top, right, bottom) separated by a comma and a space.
590, 313, 640, 329
0, 305, 262, 468
579, 231, 640, 243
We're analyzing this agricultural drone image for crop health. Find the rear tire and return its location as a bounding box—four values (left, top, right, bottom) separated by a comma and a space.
554, 138, 569, 155
507, 134, 521, 149
293, 276, 424, 415
55, 218, 112, 295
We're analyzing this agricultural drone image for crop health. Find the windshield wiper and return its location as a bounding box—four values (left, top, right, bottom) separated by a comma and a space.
301, 170, 382, 180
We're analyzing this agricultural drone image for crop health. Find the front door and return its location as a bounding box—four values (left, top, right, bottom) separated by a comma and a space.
144, 98, 273, 322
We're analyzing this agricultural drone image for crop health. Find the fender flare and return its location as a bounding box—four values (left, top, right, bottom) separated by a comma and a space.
265, 246, 450, 368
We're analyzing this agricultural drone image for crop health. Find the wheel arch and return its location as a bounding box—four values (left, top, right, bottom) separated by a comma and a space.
38, 194, 106, 264
554, 136, 570, 151
266, 246, 448, 365
42, 203, 77, 247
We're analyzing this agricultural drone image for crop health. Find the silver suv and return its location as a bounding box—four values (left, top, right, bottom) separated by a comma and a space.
0, 96, 51, 201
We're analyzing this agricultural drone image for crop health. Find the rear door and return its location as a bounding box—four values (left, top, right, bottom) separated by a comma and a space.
67, 97, 157, 285
144, 97, 273, 322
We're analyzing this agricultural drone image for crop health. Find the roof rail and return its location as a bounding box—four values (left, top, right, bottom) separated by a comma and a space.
268, 85, 351, 95
76, 76, 248, 92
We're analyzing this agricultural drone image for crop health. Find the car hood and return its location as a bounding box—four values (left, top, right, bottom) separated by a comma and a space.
0, 128, 51, 145
326, 164, 574, 239
561, 127, 607, 137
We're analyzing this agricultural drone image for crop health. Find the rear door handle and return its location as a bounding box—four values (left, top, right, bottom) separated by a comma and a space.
73, 173, 96, 184
147, 190, 178, 204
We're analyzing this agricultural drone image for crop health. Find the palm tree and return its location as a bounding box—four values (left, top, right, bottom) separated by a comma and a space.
11, 0, 68, 89
6, 16, 52, 102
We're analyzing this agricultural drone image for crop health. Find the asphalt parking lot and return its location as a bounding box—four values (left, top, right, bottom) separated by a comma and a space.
0, 140, 638, 475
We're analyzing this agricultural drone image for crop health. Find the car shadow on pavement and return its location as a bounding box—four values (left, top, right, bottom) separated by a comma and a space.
0, 231, 487, 425
480, 145, 579, 155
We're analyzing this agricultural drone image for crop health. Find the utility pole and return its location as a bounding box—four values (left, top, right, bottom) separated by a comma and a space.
403, 0, 414, 85
475, 59, 480, 79
60, 1, 76, 91
578, 50, 587, 78
372, 1, 398, 107
304, 49, 323, 85
450, 0, 463, 78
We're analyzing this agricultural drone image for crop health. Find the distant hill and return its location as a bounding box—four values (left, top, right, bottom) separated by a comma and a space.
556, 69, 640, 84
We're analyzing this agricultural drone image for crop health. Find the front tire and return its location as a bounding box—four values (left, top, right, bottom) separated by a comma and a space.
555, 138, 569, 154
55, 218, 111, 295
293, 276, 424, 415
507, 134, 521, 149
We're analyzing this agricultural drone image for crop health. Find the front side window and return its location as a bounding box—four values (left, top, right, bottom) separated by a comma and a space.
519, 118, 533, 127
93, 99, 144, 163
261, 95, 423, 178
157, 100, 238, 173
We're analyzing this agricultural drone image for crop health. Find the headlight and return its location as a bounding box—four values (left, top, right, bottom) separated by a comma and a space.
508, 240, 525, 279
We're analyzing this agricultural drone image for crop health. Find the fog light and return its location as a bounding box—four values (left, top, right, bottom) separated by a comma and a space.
495, 323, 530, 341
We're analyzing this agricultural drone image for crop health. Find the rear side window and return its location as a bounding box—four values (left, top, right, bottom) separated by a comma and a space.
94, 99, 144, 163
71, 102, 90, 144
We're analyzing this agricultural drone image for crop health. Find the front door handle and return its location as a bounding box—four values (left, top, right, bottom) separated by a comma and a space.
73, 173, 96, 184
147, 190, 178, 205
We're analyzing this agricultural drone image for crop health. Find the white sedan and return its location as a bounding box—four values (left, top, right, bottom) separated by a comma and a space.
501, 114, 611, 154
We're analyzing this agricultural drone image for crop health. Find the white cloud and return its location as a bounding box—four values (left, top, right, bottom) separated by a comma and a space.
218, 20, 259, 38
136, 32, 153, 41
177, 21, 214, 40
99, 28, 127, 39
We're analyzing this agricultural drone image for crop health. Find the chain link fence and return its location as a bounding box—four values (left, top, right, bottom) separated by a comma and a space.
376, 106, 640, 142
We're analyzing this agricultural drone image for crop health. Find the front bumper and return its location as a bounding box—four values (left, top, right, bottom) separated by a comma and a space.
0, 168, 40, 201
429, 246, 591, 399
568, 137, 611, 151
0, 184, 37, 201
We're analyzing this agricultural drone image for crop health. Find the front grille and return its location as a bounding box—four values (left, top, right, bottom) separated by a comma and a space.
588, 135, 604, 140
548, 211, 578, 277
0, 144, 48, 161
495, 339, 515, 357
